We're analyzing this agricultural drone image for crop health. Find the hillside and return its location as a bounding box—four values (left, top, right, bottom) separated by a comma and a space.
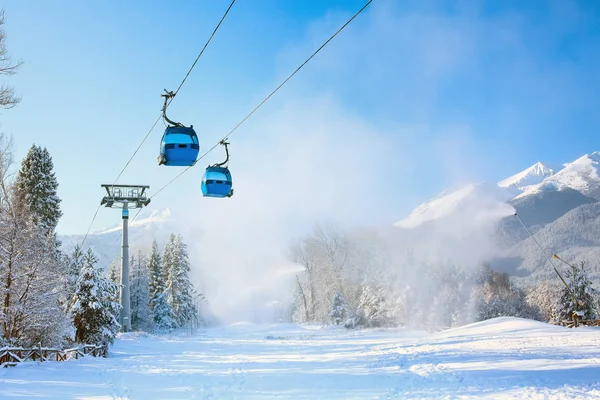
394, 152, 600, 280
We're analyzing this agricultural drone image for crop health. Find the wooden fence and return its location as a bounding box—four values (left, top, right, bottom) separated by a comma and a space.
0, 343, 107, 368
553, 319, 600, 328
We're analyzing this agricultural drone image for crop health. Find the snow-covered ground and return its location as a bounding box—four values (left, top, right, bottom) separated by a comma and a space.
2, 317, 600, 399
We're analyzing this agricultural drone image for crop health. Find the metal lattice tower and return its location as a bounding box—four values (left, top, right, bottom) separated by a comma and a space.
100, 184, 151, 332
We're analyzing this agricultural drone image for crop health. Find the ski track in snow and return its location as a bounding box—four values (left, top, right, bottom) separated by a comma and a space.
2, 317, 600, 399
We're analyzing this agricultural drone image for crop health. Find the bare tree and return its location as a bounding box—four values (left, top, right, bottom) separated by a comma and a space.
0, 9, 22, 109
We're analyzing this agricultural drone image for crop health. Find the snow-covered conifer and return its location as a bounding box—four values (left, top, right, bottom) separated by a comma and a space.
163, 234, 196, 327
130, 250, 152, 331
148, 239, 164, 310
152, 292, 176, 331
558, 261, 598, 322
14, 144, 62, 233
70, 248, 120, 345
329, 291, 347, 325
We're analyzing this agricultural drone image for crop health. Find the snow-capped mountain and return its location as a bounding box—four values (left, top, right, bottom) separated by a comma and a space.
497, 162, 563, 194
513, 152, 600, 200
394, 150, 600, 280
394, 182, 514, 229
59, 207, 203, 271
396, 152, 600, 229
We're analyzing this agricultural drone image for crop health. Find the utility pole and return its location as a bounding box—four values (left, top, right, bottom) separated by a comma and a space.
100, 184, 151, 332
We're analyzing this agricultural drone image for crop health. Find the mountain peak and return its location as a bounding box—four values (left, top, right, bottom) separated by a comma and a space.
394, 182, 512, 229
513, 151, 600, 200
497, 161, 560, 191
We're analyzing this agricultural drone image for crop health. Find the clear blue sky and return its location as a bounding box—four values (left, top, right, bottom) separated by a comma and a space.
1, 0, 599, 235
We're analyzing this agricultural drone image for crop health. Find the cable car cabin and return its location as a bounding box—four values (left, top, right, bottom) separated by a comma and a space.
201, 166, 233, 198
158, 126, 200, 166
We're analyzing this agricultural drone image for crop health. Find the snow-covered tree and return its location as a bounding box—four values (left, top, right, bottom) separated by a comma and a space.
130, 250, 152, 332
356, 281, 392, 327
70, 249, 120, 345
61, 244, 85, 312
14, 144, 62, 234
0, 10, 22, 109
148, 239, 163, 310
557, 261, 598, 322
0, 147, 71, 348
329, 291, 347, 325
108, 259, 120, 285
474, 269, 540, 321
152, 292, 176, 331
0, 216, 72, 346
526, 279, 562, 322
163, 234, 196, 327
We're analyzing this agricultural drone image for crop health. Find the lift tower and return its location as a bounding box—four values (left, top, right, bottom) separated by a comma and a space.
100, 184, 151, 332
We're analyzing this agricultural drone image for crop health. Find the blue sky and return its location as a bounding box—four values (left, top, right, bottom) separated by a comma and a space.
1, 0, 599, 236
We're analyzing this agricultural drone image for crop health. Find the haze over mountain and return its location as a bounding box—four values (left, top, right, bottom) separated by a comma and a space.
394, 151, 600, 281
59, 208, 202, 271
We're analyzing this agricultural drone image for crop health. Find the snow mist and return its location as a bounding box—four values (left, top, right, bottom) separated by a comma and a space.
180, 96, 411, 325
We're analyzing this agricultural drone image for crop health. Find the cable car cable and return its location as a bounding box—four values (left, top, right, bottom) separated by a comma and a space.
113, 0, 237, 183
79, 0, 236, 247
138, 0, 374, 212
513, 212, 577, 305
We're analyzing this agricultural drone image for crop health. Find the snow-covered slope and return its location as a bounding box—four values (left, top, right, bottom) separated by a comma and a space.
514, 152, 600, 200
395, 182, 514, 229
498, 161, 562, 193
396, 152, 599, 230
3, 317, 600, 399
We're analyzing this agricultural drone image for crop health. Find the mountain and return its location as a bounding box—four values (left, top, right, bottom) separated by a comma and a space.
497, 162, 563, 194
394, 182, 514, 229
59, 208, 203, 272
394, 151, 600, 281
494, 188, 597, 248
514, 152, 600, 200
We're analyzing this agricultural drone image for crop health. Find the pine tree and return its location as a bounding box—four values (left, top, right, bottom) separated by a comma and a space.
14, 144, 62, 233
70, 248, 121, 345
148, 239, 163, 312
163, 234, 196, 327
130, 250, 152, 332
558, 261, 599, 322
329, 291, 347, 325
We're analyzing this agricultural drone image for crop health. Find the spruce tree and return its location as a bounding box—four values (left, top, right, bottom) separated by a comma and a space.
163, 234, 196, 328
15, 144, 62, 233
61, 244, 85, 312
130, 250, 152, 332
558, 261, 599, 322
148, 239, 164, 312
70, 249, 120, 345
152, 291, 176, 331
329, 291, 347, 325
108, 259, 120, 285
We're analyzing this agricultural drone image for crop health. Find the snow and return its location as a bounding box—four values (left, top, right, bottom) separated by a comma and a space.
514, 152, 600, 200
2, 317, 600, 399
498, 161, 561, 192
94, 208, 173, 235
395, 183, 514, 229
394, 152, 599, 229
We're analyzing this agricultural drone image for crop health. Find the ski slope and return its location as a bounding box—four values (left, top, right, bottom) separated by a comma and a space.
2, 317, 600, 399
